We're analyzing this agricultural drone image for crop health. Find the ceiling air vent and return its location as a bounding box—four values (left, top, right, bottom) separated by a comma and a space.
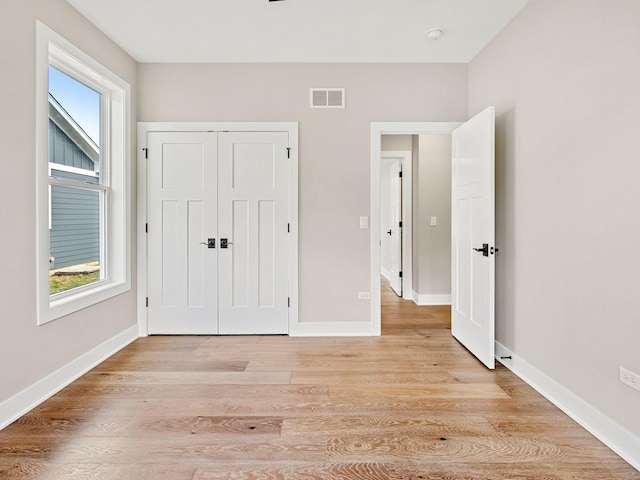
310, 88, 345, 108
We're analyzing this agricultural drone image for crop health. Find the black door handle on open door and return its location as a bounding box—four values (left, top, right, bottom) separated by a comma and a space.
220, 238, 233, 249
473, 243, 489, 257
387, 230, 392, 236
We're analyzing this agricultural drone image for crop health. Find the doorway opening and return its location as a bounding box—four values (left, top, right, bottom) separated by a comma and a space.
370, 123, 461, 336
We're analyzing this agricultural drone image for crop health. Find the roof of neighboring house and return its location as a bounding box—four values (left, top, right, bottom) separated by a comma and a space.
48, 93, 99, 164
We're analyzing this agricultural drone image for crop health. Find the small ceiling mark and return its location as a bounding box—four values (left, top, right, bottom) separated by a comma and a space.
427, 29, 443, 41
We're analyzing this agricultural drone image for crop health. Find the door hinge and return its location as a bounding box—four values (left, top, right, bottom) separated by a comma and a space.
287, 223, 290, 233
399, 171, 402, 178
399, 221, 402, 228
145, 223, 148, 233
288, 297, 290, 307
143, 148, 148, 159
287, 147, 291, 159
145, 297, 149, 307
399, 271, 403, 278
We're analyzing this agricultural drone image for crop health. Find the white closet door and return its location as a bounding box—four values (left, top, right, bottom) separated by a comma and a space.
217, 132, 290, 334
147, 132, 218, 334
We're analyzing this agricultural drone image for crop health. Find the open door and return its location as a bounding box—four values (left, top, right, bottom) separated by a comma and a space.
389, 160, 402, 296
451, 106, 496, 369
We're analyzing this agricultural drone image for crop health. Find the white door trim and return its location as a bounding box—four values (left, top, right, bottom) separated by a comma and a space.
137, 122, 299, 337
371, 122, 461, 336
380, 150, 412, 301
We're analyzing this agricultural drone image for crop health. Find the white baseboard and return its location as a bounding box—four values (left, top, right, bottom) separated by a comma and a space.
495, 342, 640, 472
381, 268, 391, 282
0, 325, 139, 431
411, 291, 451, 306
293, 321, 374, 337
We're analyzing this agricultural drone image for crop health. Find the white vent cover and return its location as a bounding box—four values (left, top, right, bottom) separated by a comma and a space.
310, 88, 345, 108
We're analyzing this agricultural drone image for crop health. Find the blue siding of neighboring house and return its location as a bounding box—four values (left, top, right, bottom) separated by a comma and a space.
49, 121, 95, 171
49, 120, 100, 270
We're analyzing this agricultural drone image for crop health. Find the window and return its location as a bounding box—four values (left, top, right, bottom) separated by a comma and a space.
36, 22, 131, 324
48, 66, 103, 294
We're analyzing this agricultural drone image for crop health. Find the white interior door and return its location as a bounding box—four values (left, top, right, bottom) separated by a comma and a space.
451, 106, 496, 369
147, 132, 218, 334
217, 132, 290, 334
389, 160, 402, 296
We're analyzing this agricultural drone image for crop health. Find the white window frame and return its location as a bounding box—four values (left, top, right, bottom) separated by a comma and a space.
36, 21, 131, 325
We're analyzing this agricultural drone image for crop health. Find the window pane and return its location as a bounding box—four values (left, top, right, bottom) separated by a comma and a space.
49, 185, 102, 295
48, 66, 101, 181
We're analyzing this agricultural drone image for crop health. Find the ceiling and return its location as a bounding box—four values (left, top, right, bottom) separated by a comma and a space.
65, 0, 530, 63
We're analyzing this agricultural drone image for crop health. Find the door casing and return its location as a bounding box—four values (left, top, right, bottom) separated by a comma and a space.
137, 122, 299, 337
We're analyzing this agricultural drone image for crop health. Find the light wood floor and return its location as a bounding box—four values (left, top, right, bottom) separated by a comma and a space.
1, 280, 638, 479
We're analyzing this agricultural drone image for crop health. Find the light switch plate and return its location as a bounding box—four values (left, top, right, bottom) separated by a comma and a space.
430, 216, 437, 226
360, 216, 369, 229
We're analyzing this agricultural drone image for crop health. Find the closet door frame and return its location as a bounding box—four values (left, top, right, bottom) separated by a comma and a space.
136, 122, 299, 337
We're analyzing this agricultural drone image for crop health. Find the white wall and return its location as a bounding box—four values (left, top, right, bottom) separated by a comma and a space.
138, 63, 468, 325
469, 0, 640, 439
381, 135, 412, 152
0, 0, 137, 408
415, 135, 451, 298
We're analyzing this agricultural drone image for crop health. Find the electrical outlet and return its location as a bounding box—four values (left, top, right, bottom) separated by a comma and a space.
358, 291, 371, 300
619, 366, 640, 392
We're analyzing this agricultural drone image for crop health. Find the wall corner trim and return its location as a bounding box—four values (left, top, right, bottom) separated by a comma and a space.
495, 342, 640, 472
0, 325, 139, 431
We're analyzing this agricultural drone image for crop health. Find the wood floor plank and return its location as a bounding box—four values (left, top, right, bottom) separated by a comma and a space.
281, 415, 498, 437
291, 369, 509, 385
4, 415, 283, 438
328, 383, 510, 399
193, 462, 390, 479
291, 370, 461, 385
0, 463, 198, 480
245, 358, 481, 372
75, 371, 291, 386
0, 436, 327, 464
29, 397, 229, 418
327, 435, 568, 463
91, 359, 248, 373
52, 383, 327, 400
483, 413, 596, 437
225, 396, 563, 417
386, 461, 638, 480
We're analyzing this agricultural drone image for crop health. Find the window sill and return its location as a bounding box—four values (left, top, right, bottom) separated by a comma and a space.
38, 279, 131, 325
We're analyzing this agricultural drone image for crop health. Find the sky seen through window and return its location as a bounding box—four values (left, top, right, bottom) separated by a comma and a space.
48, 65, 101, 147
